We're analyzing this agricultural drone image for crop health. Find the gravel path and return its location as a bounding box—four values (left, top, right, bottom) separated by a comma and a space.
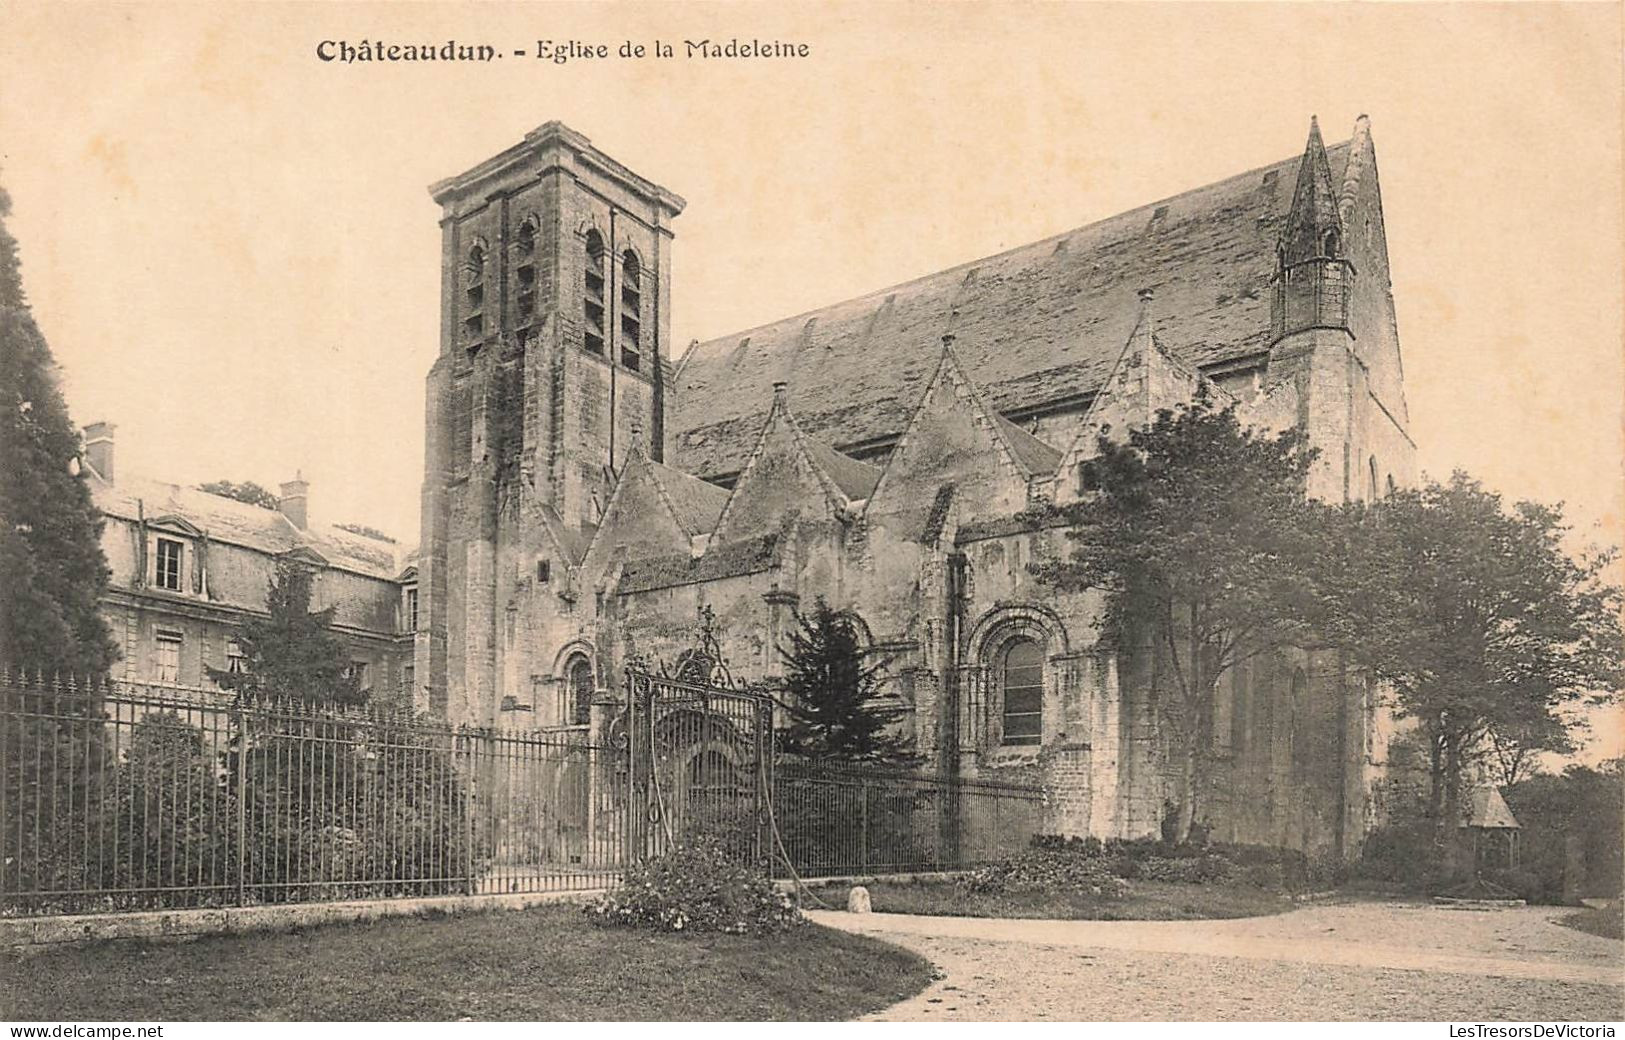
809, 900, 1624, 1021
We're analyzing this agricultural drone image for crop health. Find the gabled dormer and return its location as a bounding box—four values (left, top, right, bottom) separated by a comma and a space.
578, 441, 728, 589
1271, 116, 1354, 344
710, 381, 880, 543
145, 515, 205, 595
1053, 289, 1226, 505
867, 335, 1061, 535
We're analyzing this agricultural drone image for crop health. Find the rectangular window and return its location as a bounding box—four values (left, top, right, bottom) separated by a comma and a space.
155, 630, 182, 684
1078, 460, 1102, 495
401, 662, 415, 697
405, 587, 419, 632
155, 538, 183, 591
226, 638, 246, 674
348, 661, 369, 691
536, 559, 551, 584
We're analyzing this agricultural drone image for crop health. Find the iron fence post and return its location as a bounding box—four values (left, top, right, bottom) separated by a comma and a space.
460, 726, 476, 895
858, 781, 869, 874
234, 702, 247, 907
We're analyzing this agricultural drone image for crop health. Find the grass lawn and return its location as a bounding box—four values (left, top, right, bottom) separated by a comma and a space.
0, 904, 934, 1021
858, 879, 1295, 921
1558, 905, 1624, 941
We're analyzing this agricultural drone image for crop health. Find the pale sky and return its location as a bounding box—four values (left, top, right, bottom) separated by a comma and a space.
2, 3, 1621, 752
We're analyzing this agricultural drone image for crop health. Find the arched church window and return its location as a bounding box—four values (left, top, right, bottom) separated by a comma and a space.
565, 653, 594, 726
1368, 455, 1380, 503
584, 231, 606, 355
462, 243, 486, 344
1323, 229, 1340, 259
1000, 638, 1044, 746
514, 219, 538, 324
1386, 473, 1397, 498
620, 250, 642, 372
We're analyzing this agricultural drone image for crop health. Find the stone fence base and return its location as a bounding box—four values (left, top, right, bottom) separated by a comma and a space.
1, 888, 605, 953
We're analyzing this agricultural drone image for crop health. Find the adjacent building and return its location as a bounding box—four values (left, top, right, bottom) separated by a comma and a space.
81, 423, 417, 699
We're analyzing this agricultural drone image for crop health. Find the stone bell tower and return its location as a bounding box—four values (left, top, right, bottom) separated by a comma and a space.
416, 122, 685, 721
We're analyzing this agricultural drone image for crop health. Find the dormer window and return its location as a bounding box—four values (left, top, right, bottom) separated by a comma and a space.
155, 537, 184, 591
404, 585, 419, 633
620, 250, 641, 372
584, 230, 606, 355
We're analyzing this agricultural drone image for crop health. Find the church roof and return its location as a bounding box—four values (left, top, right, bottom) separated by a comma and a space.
647, 459, 731, 535
994, 413, 1065, 476
91, 474, 408, 580
670, 137, 1352, 479
617, 531, 781, 595
802, 438, 882, 501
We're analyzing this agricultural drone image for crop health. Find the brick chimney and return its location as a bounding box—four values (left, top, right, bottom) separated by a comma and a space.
82, 422, 115, 482
279, 473, 309, 529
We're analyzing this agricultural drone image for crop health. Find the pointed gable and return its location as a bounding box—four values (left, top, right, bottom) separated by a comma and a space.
1334, 115, 1409, 426
1054, 289, 1228, 504
711, 383, 881, 543
867, 338, 1058, 534
579, 452, 709, 580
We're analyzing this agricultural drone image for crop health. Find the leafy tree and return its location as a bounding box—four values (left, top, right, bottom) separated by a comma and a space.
1318, 473, 1623, 863
1486, 713, 1575, 789
776, 597, 909, 765
0, 183, 117, 677
198, 480, 280, 510
1030, 388, 1323, 841
208, 558, 364, 706
1503, 758, 1624, 903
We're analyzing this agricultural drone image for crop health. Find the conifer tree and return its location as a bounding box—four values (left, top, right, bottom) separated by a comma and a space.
0, 184, 117, 678
776, 598, 909, 765
208, 558, 364, 706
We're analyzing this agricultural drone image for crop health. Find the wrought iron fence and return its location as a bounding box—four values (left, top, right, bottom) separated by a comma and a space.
772, 761, 1045, 878
0, 673, 625, 915
624, 669, 773, 868
2, 669, 1046, 916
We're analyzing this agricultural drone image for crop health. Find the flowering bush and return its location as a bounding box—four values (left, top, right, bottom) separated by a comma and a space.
961, 850, 1132, 898
586, 838, 805, 936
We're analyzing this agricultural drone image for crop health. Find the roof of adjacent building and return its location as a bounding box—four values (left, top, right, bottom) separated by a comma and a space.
91, 473, 410, 581
1461, 786, 1521, 830
669, 138, 1352, 479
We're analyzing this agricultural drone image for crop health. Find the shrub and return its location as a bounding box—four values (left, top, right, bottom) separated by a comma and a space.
587, 837, 805, 935
1022, 833, 1307, 891
961, 850, 1131, 898
1135, 854, 1238, 885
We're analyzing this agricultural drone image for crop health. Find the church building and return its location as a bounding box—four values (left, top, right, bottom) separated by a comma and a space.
415, 116, 1416, 862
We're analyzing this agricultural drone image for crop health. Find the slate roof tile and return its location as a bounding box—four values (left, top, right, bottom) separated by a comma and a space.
92, 474, 407, 580
670, 141, 1351, 479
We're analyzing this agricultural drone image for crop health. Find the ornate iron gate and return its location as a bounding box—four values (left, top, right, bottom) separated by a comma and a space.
621, 622, 775, 869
